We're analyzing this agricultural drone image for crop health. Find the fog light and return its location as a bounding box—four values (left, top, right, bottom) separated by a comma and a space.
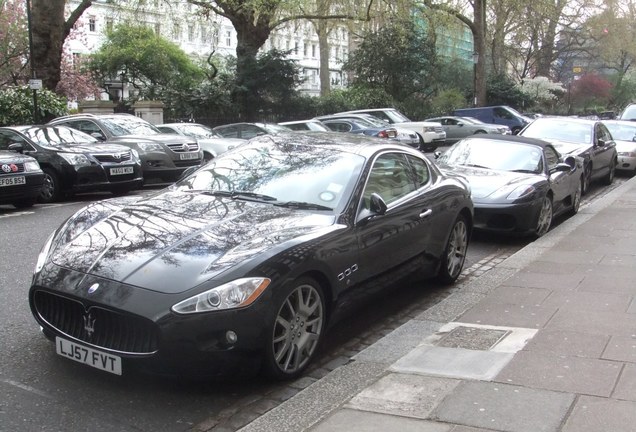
226, 330, 238, 344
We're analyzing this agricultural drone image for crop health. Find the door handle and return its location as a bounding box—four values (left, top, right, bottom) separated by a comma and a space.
419, 209, 433, 219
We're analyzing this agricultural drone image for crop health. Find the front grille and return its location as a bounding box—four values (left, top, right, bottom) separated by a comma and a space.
33, 290, 158, 354
434, 126, 444, 133
167, 142, 200, 153
93, 152, 132, 163
0, 162, 25, 174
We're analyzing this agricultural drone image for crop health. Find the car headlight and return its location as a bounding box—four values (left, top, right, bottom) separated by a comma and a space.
171, 277, 271, 314
59, 152, 91, 167
506, 184, 537, 201
423, 126, 437, 133
137, 142, 164, 152
618, 151, 636, 157
24, 160, 41, 171
34, 230, 56, 274
130, 149, 141, 162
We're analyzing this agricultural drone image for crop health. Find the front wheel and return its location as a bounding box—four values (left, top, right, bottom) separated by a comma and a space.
437, 214, 469, 284
568, 178, 582, 216
262, 277, 326, 380
581, 164, 591, 195
535, 196, 553, 238
602, 159, 616, 185
39, 168, 61, 203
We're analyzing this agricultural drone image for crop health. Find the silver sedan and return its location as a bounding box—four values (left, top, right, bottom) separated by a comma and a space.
425, 116, 511, 144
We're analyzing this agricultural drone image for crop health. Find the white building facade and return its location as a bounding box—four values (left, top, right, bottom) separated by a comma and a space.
67, 0, 349, 100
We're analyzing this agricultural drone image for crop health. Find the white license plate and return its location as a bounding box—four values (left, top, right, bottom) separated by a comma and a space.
56, 336, 122, 375
110, 166, 134, 175
180, 152, 199, 160
0, 176, 26, 187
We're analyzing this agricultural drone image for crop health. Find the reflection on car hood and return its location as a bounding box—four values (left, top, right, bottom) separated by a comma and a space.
45, 143, 132, 154
0, 151, 38, 163
49, 192, 337, 294
440, 165, 539, 199
109, 134, 196, 145
543, 140, 589, 155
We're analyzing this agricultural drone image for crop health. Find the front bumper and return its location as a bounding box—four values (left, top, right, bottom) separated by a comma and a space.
473, 198, 543, 235
66, 163, 143, 193
617, 154, 636, 172
0, 172, 44, 204
139, 150, 203, 182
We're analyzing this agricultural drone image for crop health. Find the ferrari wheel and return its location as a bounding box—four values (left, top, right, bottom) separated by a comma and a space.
535, 196, 553, 237
437, 214, 469, 284
263, 277, 325, 380
569, 178, 582, 216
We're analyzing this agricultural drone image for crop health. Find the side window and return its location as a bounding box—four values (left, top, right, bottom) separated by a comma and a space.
68, 120, 105, 139
241, 125, 265, 139
157, 126, 178, 134
0, 130, 30, 151
494, 107, 514, 120
544, 146, 559, 171
325, 122, 351, 132
362, 153, 416, 206
217, 125, 239, 138
405, 155, 431, 187
597, 124, 612, 144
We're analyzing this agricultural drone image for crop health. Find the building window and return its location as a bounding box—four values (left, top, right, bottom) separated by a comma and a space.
303, 42, 308, 57
201, 27, 207, 43
173, 23, 181, 40
88, 16, 96, 32
311, 44, 316, 58
188, 24, 195, 42
294, 41, 299, 54
226, 30, 232, 47
106, 19, 113, 33
154, 23, 161, 35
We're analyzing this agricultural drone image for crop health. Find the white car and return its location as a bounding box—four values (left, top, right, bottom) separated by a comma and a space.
157, 123, 245, 162
603, 120, 636, 175
335, 108, 446, 151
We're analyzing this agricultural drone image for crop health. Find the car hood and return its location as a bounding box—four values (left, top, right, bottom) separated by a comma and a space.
395, 120, 442, 128
47, 143, 132, 155
48, 191, 338, 294
109, 134, 196, 146
0, 151, 38, 164
439, 165, 539, 200
614, 139, 636, 152
542, 140, 590, 155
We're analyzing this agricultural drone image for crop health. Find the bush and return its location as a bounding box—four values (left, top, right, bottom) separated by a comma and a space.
0, 85, 68, 126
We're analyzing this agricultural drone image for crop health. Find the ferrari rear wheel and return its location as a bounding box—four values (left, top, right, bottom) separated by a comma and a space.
263, 277, 325, 380
569, 178, 582, 216
582, 164, 591, 195
535, 196, 553, 237
437, 214, 469, 284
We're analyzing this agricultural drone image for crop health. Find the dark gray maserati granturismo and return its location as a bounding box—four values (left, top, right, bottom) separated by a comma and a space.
29, 132, 473, 380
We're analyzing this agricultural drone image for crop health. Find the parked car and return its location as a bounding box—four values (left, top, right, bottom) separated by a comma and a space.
436, 135, 584, 237
212, 122, 291, 139
519, 117, 617, 194
316, 113, 420, 148
279, 119, 331, 132
47, 114, 203, 183
0, 125, 143, 202
602, 120, 636, 175
29, 131, 473, 380
424, 116, 511, 144
334, 108, 446, 151
618, 103, 636, 121
0, 147, 44, 208
452, 106, 532, 135
315, 114, 401, 141
157, 123, 244, 162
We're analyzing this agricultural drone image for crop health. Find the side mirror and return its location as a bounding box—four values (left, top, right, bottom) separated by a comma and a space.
433, 151, 442, 159
596, 139, 605, 147
91, 132, 106, 141
552, 162, 573, 173
8, 143, 24, 153
369, 193, 387, 215
457, 123, 464, 127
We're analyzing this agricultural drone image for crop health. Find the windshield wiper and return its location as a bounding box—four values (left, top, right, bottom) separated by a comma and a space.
185, 189, 278, 202
462, 163, 491, 169
511, 169, 538, 174
274, 201, 333, 211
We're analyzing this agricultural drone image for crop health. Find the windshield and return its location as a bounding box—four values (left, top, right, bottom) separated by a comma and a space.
438, 138, 544, 173
357, 116, 390, 127
22, 126, 98, 146
383, 110, 411, 123
605, 122, 636, 141
175, 138, 365, 211
260, 123, 292, 133
100, 116, 162, 136
460, 117, 485, 124
176, 124, 220, 139
521, 118, 593, 145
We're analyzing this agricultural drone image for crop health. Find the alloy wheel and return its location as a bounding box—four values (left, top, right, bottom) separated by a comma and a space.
446, 219, 468, 279
535, 196, 553, 237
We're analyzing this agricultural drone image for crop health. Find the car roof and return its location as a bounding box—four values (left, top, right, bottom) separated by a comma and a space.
532, 116, 599, 125
464, 133, 553, 149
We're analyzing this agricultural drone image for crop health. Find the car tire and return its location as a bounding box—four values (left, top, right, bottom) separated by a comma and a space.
262, 277, 326, 380
581, 164, 591, 195
436, 214, 469, 284
568, 178, 583, 216
39, 168, 61, 203
602, 158, 616, 185
535, 195, 553, 238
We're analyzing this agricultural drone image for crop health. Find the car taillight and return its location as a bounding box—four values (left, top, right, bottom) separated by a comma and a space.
378, 129, 397, 138
377, 131, 388, 138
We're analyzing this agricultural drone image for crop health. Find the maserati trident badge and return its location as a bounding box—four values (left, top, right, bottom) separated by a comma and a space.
83, 312, 96, 338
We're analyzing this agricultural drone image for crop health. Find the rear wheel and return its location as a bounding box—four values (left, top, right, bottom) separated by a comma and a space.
262, 277, 326, 380
581, 164, 591, 195
602, 158, 616, 185
535, 196, 553, 237
568, 178, 582, 216
437, 214, 469, 284
39, 168, 61, 203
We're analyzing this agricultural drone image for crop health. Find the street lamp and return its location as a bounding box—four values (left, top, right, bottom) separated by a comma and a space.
472, 52, 479, 107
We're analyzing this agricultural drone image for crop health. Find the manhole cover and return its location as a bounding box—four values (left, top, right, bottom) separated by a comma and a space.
436, 326, 509, 351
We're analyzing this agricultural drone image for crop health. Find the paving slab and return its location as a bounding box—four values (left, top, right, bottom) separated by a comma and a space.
561, 396, 636, 432
515, 260, 589, 275
345, 373, 459, 419
416, 292, 487, 323
494, 350, 622, 397
545, 308, 636, 338
309, 409, 452, 432
501, 271, 584, 290
431, 381, 575, 432
541, 290, 632, 312
535, 249, 605, 265
602, 335, 636, 362
458, 301, 557, 329
523, 329, 609, 358
613, 362, 636, 401
577, 271, 636, 296
450, 427, 502, 432
390, 345, 514, 381
473, 285, 552, 307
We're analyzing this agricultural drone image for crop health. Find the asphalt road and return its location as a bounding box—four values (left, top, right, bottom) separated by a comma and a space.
0, 175, 628, 431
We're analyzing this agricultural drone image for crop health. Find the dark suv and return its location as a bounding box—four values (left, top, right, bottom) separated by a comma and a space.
48, 114, 203, 183
0, 125, 143, 203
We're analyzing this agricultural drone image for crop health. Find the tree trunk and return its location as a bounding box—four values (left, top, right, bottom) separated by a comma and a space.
30, 0, 92, 92
317, 26, 331, 96
474, 0, 487, 106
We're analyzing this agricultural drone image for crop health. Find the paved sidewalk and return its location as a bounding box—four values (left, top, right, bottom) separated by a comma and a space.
240, 175, 636, 432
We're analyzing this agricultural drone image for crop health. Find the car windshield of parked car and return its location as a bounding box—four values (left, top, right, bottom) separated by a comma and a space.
521, 119, 593, 145
620, 105, 636, 120
174, 139, 365, 211
21, 126, 98, 147
357, 116, 391, 128
176, 124, 221, 139
605, 123, 636, 141
261, 124, 292, 134
383, 110, 411, 123
438, 138, 544, 173
100, 116, 162, 136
